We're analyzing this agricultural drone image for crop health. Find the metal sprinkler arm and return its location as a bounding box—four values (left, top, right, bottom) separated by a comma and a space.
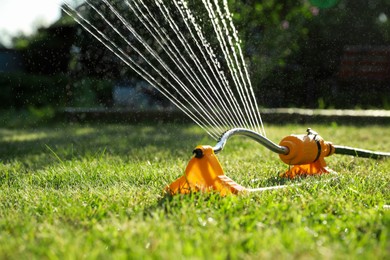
213, 128, 289, 155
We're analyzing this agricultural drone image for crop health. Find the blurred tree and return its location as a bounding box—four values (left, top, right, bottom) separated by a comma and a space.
12, 24, 75, 75
242, 0, 390, 108
58, 0, 390, 109
291, 0, 390, 108
299, 0, 390, 78
6, 16, 75, 108
228, 0, 313, 83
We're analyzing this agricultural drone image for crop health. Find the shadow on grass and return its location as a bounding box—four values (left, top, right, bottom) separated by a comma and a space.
0, 122, 211, 169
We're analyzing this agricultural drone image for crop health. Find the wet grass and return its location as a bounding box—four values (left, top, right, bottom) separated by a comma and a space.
0, 121, 389, 259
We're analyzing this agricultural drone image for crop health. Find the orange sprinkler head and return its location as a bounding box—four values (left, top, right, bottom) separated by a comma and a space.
165, 128, 337, 196
166, 145, 246, 196
165, 127, 388, 196
278, 128, 335, 178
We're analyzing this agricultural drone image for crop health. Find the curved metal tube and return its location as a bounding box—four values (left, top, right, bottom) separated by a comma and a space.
213, 128, 289, 155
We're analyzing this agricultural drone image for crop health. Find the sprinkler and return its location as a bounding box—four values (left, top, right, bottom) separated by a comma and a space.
166, 128, 390, 195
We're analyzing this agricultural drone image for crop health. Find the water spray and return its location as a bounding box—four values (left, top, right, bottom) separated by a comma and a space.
63, 1, 389, 196
166, 128, 390, 195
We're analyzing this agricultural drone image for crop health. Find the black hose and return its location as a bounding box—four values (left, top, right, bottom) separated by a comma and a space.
334, 145, 390, 159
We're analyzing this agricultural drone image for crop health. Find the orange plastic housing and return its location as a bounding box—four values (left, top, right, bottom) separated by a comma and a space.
278, 132, 335, 178
166, 145, 246, 196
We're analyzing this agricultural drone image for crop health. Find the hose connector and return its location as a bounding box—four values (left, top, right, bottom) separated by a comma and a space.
278, 128, 335, 178
279, 128, 335, 165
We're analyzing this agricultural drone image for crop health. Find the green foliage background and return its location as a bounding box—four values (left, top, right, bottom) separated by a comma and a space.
4, 0, 390, 109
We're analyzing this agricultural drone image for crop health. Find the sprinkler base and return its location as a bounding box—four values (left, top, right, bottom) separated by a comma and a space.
280, 158, 334, 179
166, 145, 246, 196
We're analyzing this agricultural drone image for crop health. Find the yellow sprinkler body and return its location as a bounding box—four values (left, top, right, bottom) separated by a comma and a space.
166, 145, 246, 196
166, 128, 390, 196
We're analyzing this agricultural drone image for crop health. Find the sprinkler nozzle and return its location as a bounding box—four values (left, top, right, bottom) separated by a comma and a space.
193, 148, 204, 158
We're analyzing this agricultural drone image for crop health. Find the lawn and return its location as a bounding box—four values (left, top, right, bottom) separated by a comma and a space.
0, 120, 389, 259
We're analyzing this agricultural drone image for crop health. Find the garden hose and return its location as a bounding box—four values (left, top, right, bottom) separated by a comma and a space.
333, 145, 390, 159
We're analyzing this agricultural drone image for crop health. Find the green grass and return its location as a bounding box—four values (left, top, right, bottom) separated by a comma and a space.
0, 121, 389, 259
